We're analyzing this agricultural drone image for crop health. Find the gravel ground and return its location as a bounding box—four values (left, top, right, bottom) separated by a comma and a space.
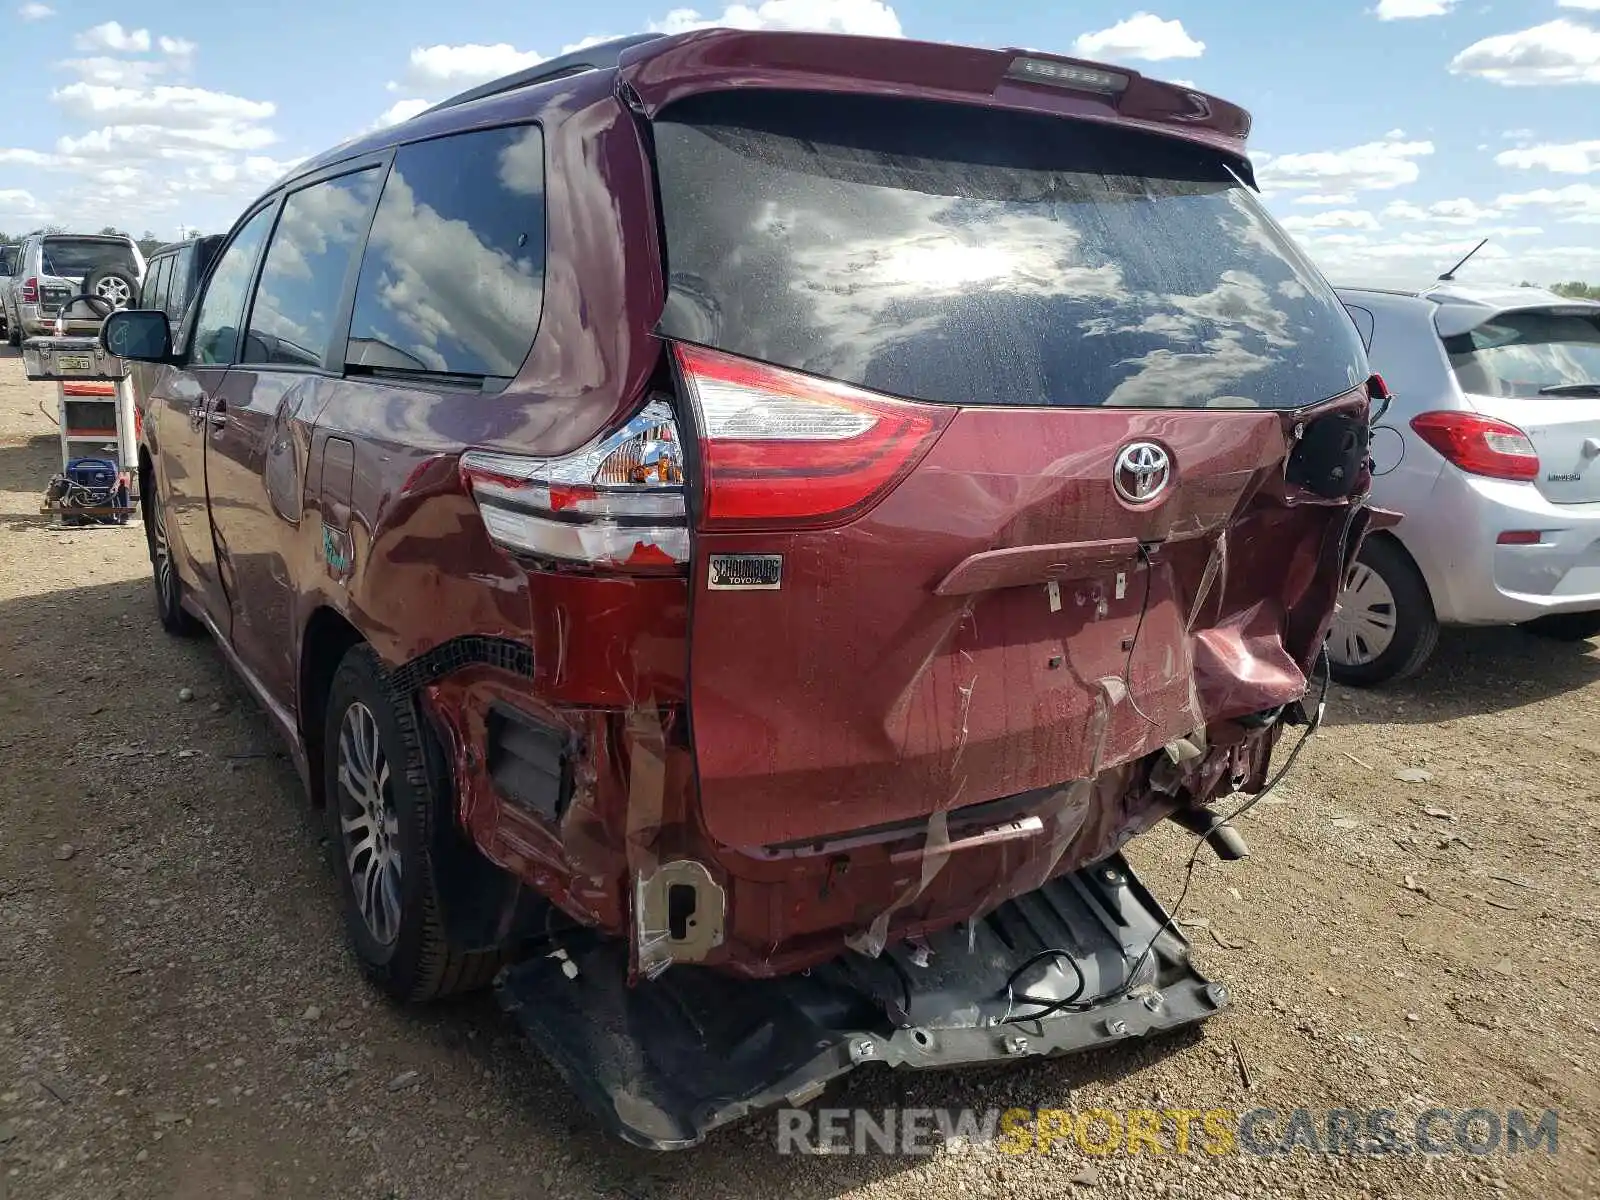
1, 348, 1597, 1200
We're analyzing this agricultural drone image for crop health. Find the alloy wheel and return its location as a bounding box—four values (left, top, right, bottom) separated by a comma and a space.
94, 276, 132, 308
337, 701, 403, 947
1329, 561, 1398, 666
151, 494, 176, 606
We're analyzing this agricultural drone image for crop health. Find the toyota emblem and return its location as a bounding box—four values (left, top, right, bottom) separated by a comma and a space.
1113, 442, 1172, 503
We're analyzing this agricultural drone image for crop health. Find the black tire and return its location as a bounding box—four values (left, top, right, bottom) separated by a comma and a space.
144, 484, 200, 636
1328, 537, 1439, 687
84, 264, 138, 311
1520, 611, 1600, 642
323, 643, 506, 1002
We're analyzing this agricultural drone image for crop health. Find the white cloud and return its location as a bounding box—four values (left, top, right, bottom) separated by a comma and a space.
1292, 193, 1358, 205
1072, 13, 1205, 62
18, 3, 54, 19
0, 189, 43, 219
377, 98, 433, 128
1502, 128, 1535, 140
57, 57, 170, 87
1496, 140, 1600, 174
1374, 0, 1459, 19
52, 83, 274, 129
650, 0, 902, 36
75, 21, 151, 53
1450, 20, 1600, 86
1279, 209, 1383, 232
1558, 0, 1600, 9
1259, 137, 1435, 193
394, 43, 545, 91
1382, 197, 1503, 225
158, 36, 196, 59
58, 122, 278, 159
1496, 183, 1600, 223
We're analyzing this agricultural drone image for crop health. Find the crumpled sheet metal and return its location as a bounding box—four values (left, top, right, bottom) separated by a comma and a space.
823, 496, 1344, 977
421, 483, 1364, 983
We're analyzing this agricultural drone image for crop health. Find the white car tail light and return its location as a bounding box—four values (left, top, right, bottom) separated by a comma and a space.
460, 399, 688, 569
673, 343, 951, 527
1410, 411, 1539, 482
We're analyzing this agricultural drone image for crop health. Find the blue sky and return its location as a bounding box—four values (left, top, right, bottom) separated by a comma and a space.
4, 0, 1600, 287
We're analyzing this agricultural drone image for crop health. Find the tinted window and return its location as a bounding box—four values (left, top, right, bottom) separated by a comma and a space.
245, 169, 379, 369
139, 256, 166, 308
167, 245, 195, 320
191, 207, 274, 366
157, 257, 179, 315
41, 237, 137, 278
1443, 310, 1600, 398
655, 92, 1365, 410
0, 245, 17, 275
346, 125, 545, 378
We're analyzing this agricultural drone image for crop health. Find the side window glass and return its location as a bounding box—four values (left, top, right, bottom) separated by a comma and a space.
191, 207, 274, 366
244, 168, 380, 368
347, 124, 545, 378
139, 257, 163, 308
167, 247, 193, 320
152, 258, 174, 314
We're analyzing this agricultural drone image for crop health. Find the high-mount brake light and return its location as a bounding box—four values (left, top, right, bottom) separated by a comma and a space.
1410, 411, 1540, 483
673, 343, 952, 527
1005, 56, 1130, 95
459, 399, 689, 569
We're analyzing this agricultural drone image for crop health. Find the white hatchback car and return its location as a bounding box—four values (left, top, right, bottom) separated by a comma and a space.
1331, 283, 1600, 685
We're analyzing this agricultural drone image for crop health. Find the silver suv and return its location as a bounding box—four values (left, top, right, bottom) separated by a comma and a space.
0, 243, 18, 342
5, 231, 145, 345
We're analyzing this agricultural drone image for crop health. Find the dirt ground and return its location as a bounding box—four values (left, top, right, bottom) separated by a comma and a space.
0, 348, 1596, 1200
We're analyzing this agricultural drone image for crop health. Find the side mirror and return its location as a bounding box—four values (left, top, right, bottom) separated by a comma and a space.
101, 309, 173, 363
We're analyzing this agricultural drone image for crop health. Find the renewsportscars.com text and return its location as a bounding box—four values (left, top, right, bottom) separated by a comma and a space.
776, 1106, 1559, 1158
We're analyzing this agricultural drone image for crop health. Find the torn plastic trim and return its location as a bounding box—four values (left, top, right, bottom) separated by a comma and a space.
495, 851, 1224, 1149
386, 635, 535, 698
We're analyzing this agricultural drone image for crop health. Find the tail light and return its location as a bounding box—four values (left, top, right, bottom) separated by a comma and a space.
1410, 411, 1539, 482
21, 277, 38, 304
459, 399, 688, 570
673, 343, 951, 526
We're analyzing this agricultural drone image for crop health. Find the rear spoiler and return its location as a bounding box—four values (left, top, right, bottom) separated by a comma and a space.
617, 28, 1257, 181
1432, 297, 1600, 340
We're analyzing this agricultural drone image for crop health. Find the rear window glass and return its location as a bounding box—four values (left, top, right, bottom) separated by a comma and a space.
654, 92, 1365, 410
0, 245, 17, 275
346, 124, 546, 379
1442, 310, 1600, 398
41, 237, 137, 278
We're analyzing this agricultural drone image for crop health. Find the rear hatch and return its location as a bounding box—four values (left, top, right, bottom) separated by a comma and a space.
1439, 303, 1600, 503
38, 236, 138, 316
652, 88, 1368, 849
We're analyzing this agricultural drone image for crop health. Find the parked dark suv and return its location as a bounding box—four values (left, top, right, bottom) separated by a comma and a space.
103, 28, 1377, 1146
137, 235, 225, 326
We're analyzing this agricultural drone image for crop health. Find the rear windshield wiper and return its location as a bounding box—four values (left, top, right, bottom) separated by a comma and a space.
1538, 382, 1600, 396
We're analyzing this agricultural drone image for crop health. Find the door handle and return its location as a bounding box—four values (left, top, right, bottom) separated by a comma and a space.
208, 400, 229, 430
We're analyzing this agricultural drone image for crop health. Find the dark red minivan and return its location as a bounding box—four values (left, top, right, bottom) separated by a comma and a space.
104, 28, 1377, 1147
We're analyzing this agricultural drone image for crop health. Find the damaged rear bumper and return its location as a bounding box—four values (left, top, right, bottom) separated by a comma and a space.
496, 852, 1227, 1149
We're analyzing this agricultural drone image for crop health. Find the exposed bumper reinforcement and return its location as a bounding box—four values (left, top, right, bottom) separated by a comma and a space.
495, 852, 1226, 1150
